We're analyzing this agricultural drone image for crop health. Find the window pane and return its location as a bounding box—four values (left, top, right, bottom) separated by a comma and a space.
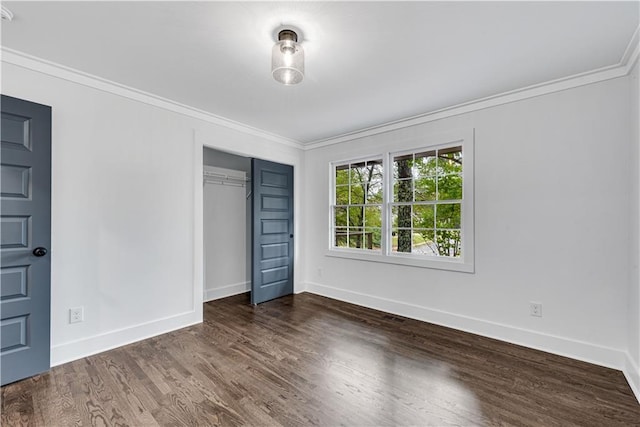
365, 227, 382, 249
437, 174, 462, 200
335, 165, 349, 185
349, 206, 364, 227
414, 150, 437, 177
334, 207, 347, 227
350, 182, 366, 205
350, 162, 367, 184
398, 228, 413, 252
365, 206, 382, 227
348, 228, 364, 249
436, 203, 461, 229
413, 205, 434, 229
336, 185, 349, 205
367, 160, 384, 184
413, 229, 437, 255
393, 228, 413, 253
414, 176, 436, 201
394, 179, 413, 202
366, 182, 383, 203
393, 154, 414, 180
436, 229, 461, 257
437, 146, 463, 175
392, 205, 412, 229
334, 227, 348, 247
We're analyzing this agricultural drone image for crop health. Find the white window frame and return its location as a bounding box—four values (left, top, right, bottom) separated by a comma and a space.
327, 128, 474, 273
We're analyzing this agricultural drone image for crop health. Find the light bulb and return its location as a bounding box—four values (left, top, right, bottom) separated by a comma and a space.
280, 40, 295, 55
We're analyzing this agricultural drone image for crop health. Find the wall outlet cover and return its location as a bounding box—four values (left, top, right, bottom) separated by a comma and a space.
530, 302, 542, 317
69, 307, 84, 324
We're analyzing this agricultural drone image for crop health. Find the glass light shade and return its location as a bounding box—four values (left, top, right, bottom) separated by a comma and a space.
272, 39, 304, 85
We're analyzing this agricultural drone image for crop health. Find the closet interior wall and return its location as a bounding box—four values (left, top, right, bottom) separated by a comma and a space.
203, 147, 251, 301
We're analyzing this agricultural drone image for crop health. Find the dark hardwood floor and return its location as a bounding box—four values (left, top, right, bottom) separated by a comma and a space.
2, 292, 639, 426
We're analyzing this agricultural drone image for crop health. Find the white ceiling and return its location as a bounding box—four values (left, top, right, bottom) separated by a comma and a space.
2, 1, 638, 144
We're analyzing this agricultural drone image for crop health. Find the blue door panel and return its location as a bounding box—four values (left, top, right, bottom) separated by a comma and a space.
251, 159, 293, 305
1, 95, 51, 386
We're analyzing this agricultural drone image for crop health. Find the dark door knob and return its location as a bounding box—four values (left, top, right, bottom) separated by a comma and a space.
33, 247, 48, 257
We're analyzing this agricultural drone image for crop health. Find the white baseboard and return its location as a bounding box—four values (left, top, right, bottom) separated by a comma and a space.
50, 309, 202, 367
304, 282, 626, 372
204, 281, 250, 302
624, 353, 640, 404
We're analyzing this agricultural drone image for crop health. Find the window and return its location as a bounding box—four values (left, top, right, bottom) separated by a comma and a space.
333, 158, 383, 251
329, 130, 474, 272
391, 146, 462, 257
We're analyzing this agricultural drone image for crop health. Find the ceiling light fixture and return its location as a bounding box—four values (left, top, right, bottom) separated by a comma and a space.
272, 29, 304, 85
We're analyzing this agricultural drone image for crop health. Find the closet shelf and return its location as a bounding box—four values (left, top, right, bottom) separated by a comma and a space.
203, 171, 250, 187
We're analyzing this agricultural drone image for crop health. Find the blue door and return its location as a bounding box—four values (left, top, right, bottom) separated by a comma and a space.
1, 95, 52, 385
251, 159, 294, 304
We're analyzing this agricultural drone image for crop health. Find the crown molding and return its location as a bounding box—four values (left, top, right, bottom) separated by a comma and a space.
622, 26, 640, 74
0, 47, 304, 151
304, 64, 629, 150
304, 25, 640, 151
1, 5, 14, 22
2, 20, 638, 154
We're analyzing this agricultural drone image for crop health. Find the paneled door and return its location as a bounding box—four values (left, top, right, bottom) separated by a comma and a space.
1, 95, 52, 385
251, 159, 294, 304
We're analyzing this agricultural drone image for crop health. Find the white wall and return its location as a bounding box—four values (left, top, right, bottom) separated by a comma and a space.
303, 76, 632, 369
628, 57, 640, 398
1, 59, 303, 365
203, 166, 249, 301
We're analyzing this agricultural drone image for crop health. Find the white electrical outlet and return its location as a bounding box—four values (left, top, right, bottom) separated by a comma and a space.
69, 307, 84, 324
530, 302, 542, 317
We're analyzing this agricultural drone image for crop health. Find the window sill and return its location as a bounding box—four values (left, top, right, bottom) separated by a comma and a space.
325, 248, 474, 273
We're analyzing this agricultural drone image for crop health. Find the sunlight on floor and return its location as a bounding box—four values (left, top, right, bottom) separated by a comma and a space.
320, 319, 484, 425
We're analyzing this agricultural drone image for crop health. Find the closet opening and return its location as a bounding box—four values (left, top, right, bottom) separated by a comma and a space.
202, 147, 295, 305
203, 147, 252, 302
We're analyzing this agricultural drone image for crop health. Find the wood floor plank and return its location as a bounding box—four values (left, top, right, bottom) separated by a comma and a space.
1, 380, 34, 426
2, 292, 639, 426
